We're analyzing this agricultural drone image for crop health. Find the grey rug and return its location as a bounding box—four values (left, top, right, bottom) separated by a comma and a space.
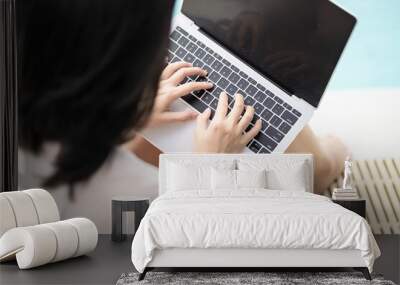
117, 272, 396, 285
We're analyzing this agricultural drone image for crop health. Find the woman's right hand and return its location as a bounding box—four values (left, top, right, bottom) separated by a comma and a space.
194, 92, 262, 153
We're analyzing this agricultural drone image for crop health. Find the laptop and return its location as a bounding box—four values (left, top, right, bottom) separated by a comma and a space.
142, 0, 356, 153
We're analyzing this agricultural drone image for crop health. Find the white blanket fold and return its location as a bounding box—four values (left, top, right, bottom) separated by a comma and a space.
131, 190, 380, 273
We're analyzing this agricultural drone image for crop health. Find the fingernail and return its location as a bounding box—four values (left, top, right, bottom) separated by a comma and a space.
203, 108, 210, 114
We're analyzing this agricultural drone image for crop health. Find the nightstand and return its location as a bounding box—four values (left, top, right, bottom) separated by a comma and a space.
112, 196, 150, 242
332, 199, 366, 218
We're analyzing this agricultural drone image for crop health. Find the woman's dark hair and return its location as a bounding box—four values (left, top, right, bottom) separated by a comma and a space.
17, 0, 174, 190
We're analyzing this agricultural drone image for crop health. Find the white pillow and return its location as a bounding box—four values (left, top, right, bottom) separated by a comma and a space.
211, 169, 267, 190
236, 169, 267, 189
237, 158, 310, 191
266, 166, 307, 191
211, 168, 236, 190
167, 160, 235, 191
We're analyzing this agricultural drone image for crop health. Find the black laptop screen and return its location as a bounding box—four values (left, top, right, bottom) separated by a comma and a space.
182, 0, 356, 107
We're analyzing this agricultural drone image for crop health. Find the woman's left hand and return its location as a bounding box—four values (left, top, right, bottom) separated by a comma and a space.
146, 62, 213, 128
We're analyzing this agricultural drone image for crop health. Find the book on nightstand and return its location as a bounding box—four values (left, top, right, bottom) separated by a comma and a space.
332, 187, 359, 200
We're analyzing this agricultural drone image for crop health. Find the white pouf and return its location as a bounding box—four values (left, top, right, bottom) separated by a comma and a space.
0, 189, 98, 269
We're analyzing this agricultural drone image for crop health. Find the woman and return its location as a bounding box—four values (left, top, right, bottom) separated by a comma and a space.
17, 0, 347, 233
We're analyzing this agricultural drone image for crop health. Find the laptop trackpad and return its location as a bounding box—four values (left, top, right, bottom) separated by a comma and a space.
140, 100, 197, 153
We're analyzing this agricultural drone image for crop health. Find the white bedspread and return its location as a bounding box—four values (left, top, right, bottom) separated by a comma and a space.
131, 190, 380, 272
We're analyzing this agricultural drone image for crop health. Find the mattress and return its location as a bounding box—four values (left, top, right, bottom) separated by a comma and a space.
131, 190, 380, 273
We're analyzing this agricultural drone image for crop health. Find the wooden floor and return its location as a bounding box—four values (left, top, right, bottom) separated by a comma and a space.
328, 158, 400, 234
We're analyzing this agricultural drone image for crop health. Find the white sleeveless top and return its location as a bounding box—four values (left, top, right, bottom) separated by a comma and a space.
18, 144, 158, 233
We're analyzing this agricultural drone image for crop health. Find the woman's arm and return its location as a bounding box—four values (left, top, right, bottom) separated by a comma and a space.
124, 135, 161, 167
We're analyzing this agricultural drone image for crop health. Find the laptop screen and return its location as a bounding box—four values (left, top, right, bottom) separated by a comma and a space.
182, 0, 356, 107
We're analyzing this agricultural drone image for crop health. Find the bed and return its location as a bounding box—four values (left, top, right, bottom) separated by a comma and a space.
131, 154, 380, 280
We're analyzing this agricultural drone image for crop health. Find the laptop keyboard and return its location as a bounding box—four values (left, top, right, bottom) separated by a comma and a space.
168, 26, 303, 153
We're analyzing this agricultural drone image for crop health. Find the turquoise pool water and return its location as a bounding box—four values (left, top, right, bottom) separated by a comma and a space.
173, 0, 400, 91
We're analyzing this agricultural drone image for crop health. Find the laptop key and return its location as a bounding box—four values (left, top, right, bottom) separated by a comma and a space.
254, 91, 266, 103
186, 42, 198, 53
258, 147, 270, 154
202, 93, 214, 105
226, 84, 238, 96
263, 97, 275, 109
257, 83, 266, 92
255, 132, 277, 152
217, 78, 229, 89
210, 99, 218, 110
182, 93, 198, 104
183, 53, 195, 63
244, 96, 255, 106
292, 109, 302, 117
270, 115, 282, 128
203, 54, 215, 65
211, 60, 223, 72
237, 78, 249, 90
272, 104, 284, 116
176, 47, 187, 58
261, 109, 273, 121
188, 35, 196, 41
193, 89, 205, 97
203, 65, 213, 75
274, 96, 284, 104
281, 110, 299, 125
170, 30, 181, 41
249, 140, 262, 153
222, 59, 231, 66
220, 66, 232, 77
190, 97, 208, 113
176, 26, 188, 36
194, 48, 206, 59
279, 122, 291, 134
215, 53, 223, 61
266, 90, 275, 98
228, 72, 240, 84
197, 40, 206, 48
169, 41, 179, 52
208, 71, 221, 83
266, 126, 284, 142
193, 59, 204, 68
251, 114, 260, 125
245, 85, 257, 96
178, 37, 189, 47
254, 102, 264, 114
211, 87, 223, 97
248, 77, 257, 85
239, 71, 248, 79
230, 65, 239, 73
283, 102, 292, 110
